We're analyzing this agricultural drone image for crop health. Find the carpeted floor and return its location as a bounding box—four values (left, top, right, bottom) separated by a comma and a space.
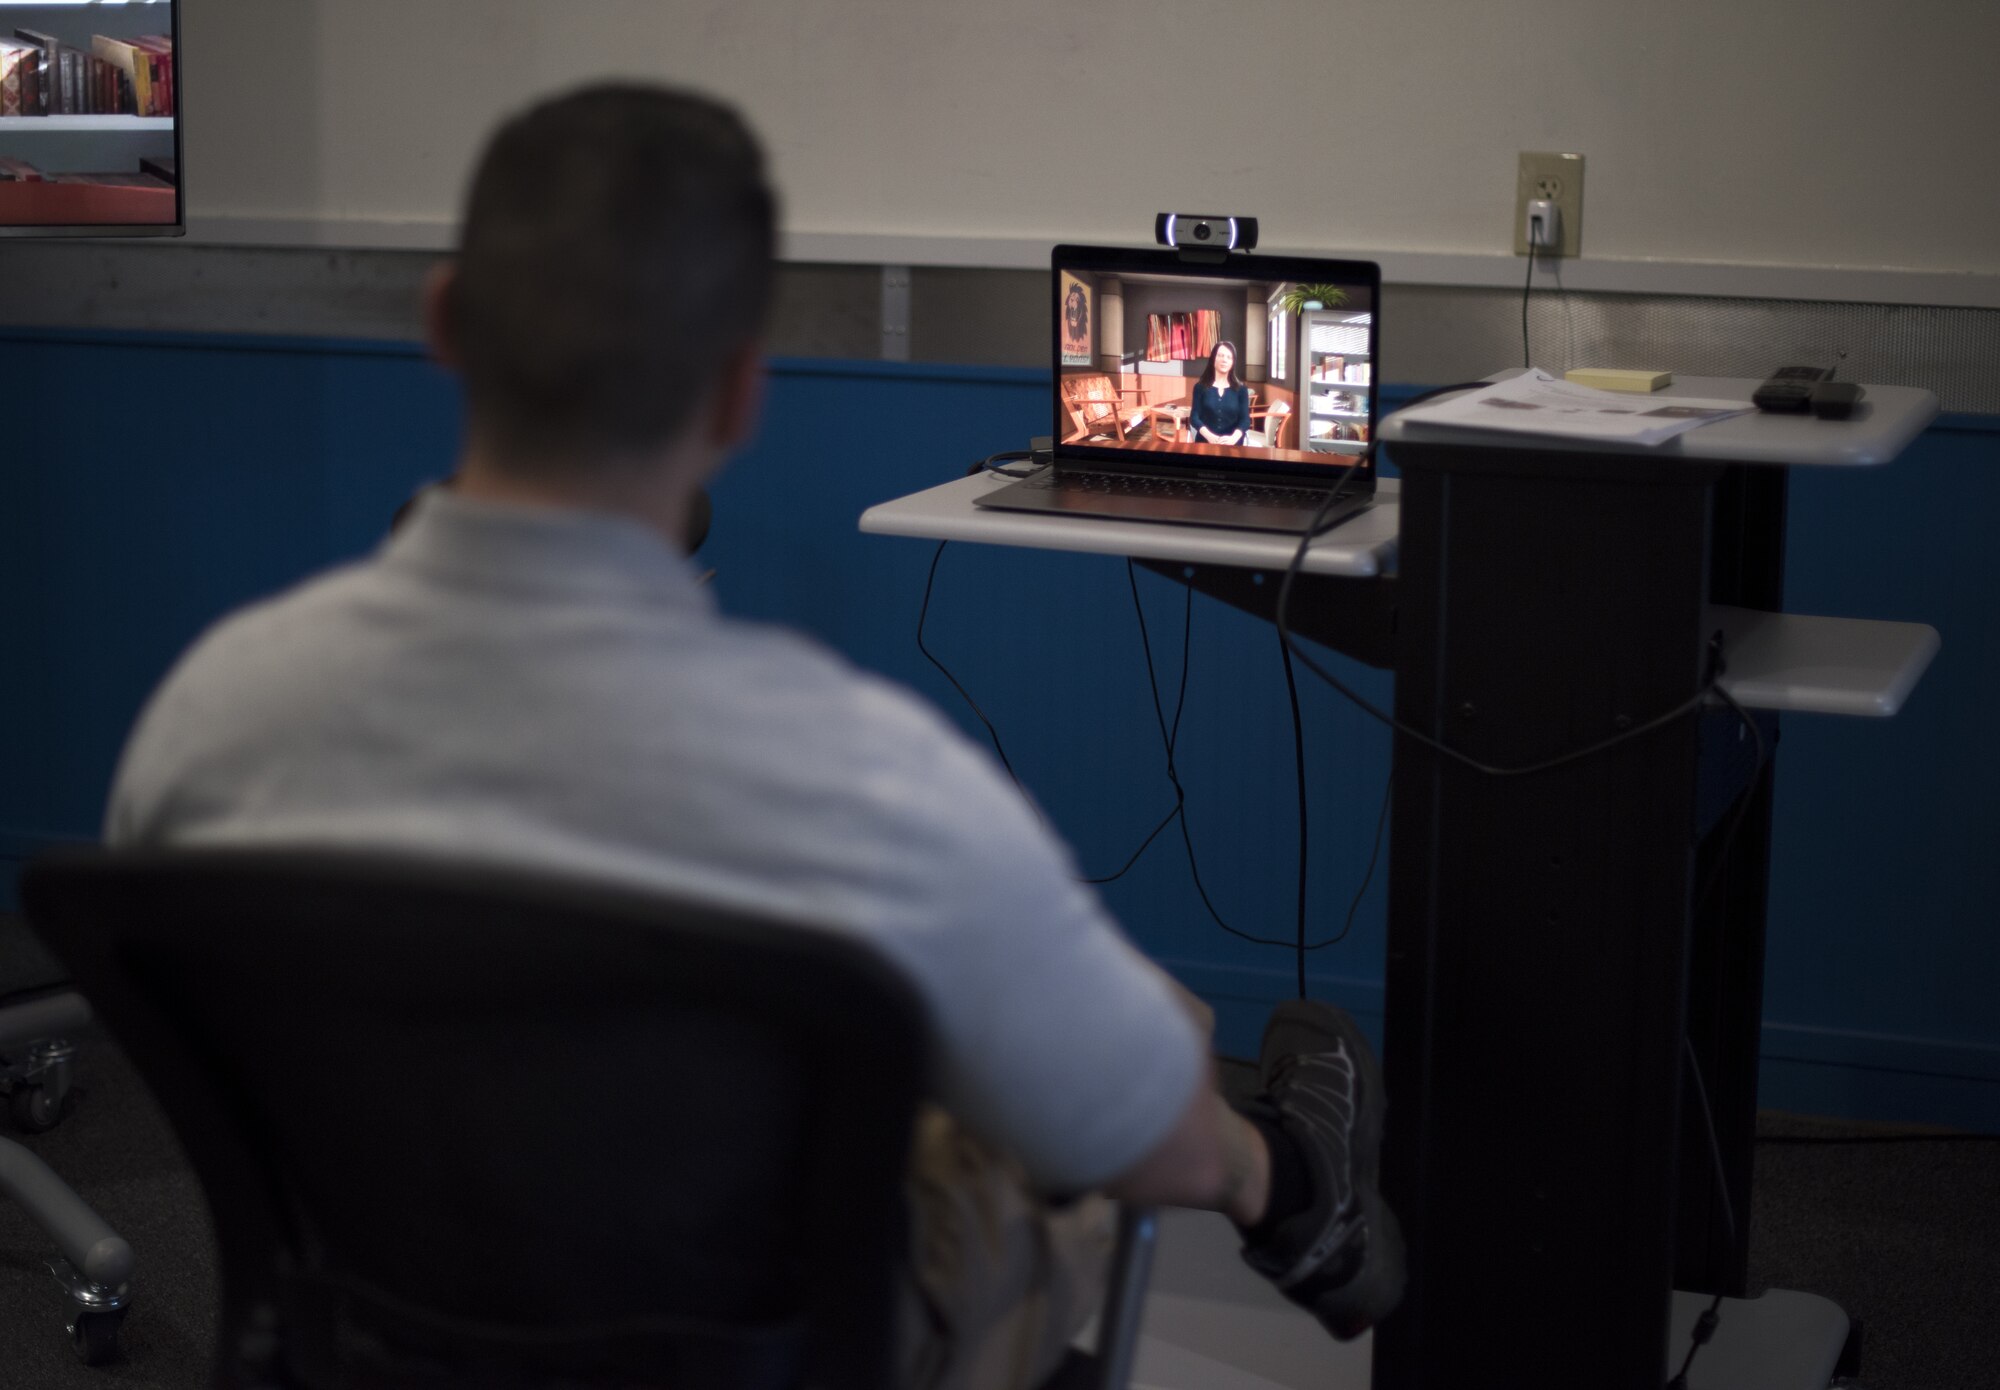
0, 1037, 1992, 1389
1747, 1111, 2000, 1390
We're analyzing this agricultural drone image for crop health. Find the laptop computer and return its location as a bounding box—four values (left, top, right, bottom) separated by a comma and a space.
975, 243, 1381, 534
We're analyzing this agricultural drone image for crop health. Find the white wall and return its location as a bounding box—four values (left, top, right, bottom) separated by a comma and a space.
184, 0, 2000, 301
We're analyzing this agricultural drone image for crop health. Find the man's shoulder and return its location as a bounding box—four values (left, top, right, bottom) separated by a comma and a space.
709, 620, 996, 781
165, 559, 381, 685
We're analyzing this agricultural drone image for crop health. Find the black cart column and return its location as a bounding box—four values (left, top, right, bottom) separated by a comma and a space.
1676, 463, 1788, 1297
1372, 441, 1721, 1390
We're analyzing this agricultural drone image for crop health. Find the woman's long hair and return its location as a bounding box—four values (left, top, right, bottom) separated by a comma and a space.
1201, 340, 1242, 391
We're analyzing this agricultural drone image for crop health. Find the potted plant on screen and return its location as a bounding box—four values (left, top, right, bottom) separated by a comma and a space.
1279, 283, 1351, 313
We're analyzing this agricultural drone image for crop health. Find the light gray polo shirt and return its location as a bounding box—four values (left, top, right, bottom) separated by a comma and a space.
106, 490, 1205, 1191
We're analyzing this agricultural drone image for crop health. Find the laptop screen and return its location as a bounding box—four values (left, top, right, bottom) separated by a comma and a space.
1053, 244, 1380, 484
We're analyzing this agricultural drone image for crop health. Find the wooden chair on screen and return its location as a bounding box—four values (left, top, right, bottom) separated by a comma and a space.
1250, 397, 1293, 449
1060, 374, 1148, 444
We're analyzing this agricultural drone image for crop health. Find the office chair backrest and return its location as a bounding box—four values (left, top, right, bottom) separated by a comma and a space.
23, 848, 930, 1390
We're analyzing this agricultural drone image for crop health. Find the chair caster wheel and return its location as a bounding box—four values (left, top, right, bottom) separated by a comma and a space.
12, 1083, 63, 1133
69, 1308, 125, 1365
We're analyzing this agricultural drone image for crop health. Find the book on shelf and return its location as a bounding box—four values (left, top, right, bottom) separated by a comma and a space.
29, 29, 141, 118
0, 38, 31, 117
131, 35, 172, 117
17, 29, 78, 117
10, 29, 53, 114
39, 32, 76, 116
90, 34, 171, 117
97, 57, 134, 117
0, 30, 168, 117
3, 32, 63, 116
89, 35, 144, 115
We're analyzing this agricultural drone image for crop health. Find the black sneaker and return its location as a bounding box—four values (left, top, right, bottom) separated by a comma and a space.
1237, 1000, 1405, 1340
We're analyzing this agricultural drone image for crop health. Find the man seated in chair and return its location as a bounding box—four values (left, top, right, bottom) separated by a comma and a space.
103, 84, 1402, 1390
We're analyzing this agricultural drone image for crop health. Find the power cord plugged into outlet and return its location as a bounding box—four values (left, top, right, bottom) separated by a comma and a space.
1525, 198, 1561, 250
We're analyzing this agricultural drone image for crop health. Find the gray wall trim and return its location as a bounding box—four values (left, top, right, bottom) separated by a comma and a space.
190, 219, 2000, 311
4, 244, 1996, 413
879, 267, 911, 363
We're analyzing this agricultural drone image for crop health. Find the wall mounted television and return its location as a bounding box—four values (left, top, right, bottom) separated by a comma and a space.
0, 0, 181, 237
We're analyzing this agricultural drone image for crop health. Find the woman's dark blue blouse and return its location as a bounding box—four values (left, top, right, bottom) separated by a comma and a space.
1189, 383, 1250, 440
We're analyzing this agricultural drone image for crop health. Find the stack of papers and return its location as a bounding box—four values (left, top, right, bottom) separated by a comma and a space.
1395, 370, 1753, 446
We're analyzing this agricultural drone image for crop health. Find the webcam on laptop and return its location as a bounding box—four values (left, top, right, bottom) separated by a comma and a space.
1155, 214, 1258, 263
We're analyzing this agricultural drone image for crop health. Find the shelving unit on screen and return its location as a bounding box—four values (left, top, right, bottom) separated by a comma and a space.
0, 0, 178, 231
1300, 308, 1373, 457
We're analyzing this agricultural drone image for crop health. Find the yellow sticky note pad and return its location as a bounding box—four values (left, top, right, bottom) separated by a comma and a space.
1565, 368, 1673, 393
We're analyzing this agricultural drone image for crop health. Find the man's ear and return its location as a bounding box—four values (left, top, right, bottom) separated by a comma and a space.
707, 342, 767, 453
422, 260, 462, 371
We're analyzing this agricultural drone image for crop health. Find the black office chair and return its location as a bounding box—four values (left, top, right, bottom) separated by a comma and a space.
21, 848, 1155, 1389
0, 911, 135, 1363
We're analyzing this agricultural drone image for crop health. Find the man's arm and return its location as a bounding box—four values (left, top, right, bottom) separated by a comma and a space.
1102, 1062, 1270, 1227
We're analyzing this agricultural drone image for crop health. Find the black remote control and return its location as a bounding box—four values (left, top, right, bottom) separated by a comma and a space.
1753, 364, 1833, 413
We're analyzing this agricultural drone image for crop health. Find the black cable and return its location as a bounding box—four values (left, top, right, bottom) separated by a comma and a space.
1128, 560, 1180, 763
1302, 776, 1390, 952
1124, 561, 1301, 950
970, 449, 1039, 480
1123, 560, 1392, 960
1667, 1293, 1725, 1390
914, 529, 1300, 907
1672, 681, 1776, 1390
1076, 803, 1182, 887
1673, 672, 1775, 1390
1672, 664, 1773, 1390
1672, 1033, 1735, 1390
918, 539, 1195, 886
1273, 483, 1722, 779
1522, 241, 1536, 368
1694, 681, 1770, 911
1079, 563, 1198, 888
1168, 564, 1194, 752
1684, 1037, 1741, 1248
916, 540, 1036, 805
1279, 630, 1309, 997
987, 418, 1713, 805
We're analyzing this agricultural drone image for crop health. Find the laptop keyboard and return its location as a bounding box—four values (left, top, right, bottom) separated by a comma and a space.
1032, 469, 1338, 511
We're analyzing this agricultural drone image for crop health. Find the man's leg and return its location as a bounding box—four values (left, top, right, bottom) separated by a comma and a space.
900, 1107, 1115, 1390
1230, 1000, 1406, 1340
896, 995, 1405, 1388
898, 985, 1218, 1390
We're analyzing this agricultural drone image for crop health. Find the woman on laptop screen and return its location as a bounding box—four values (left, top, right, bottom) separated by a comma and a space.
1189, 341, 1251, 445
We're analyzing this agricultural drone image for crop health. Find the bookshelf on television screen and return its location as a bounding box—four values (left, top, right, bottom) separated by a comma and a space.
0, 0, 180, 236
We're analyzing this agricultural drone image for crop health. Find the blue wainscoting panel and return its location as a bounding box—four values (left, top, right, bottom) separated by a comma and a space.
1759, 414, 2000, 1130
1, 329, 1995, 1125
0, 332, 463, 854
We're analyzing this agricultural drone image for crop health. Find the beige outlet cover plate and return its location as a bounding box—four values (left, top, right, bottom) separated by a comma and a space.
1515, 151, 1584, 257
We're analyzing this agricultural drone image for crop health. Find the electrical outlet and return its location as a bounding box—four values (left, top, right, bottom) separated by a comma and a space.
1514, 151, 1584, 257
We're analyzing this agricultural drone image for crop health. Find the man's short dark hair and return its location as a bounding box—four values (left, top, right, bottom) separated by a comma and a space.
446, 84, 778, 468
